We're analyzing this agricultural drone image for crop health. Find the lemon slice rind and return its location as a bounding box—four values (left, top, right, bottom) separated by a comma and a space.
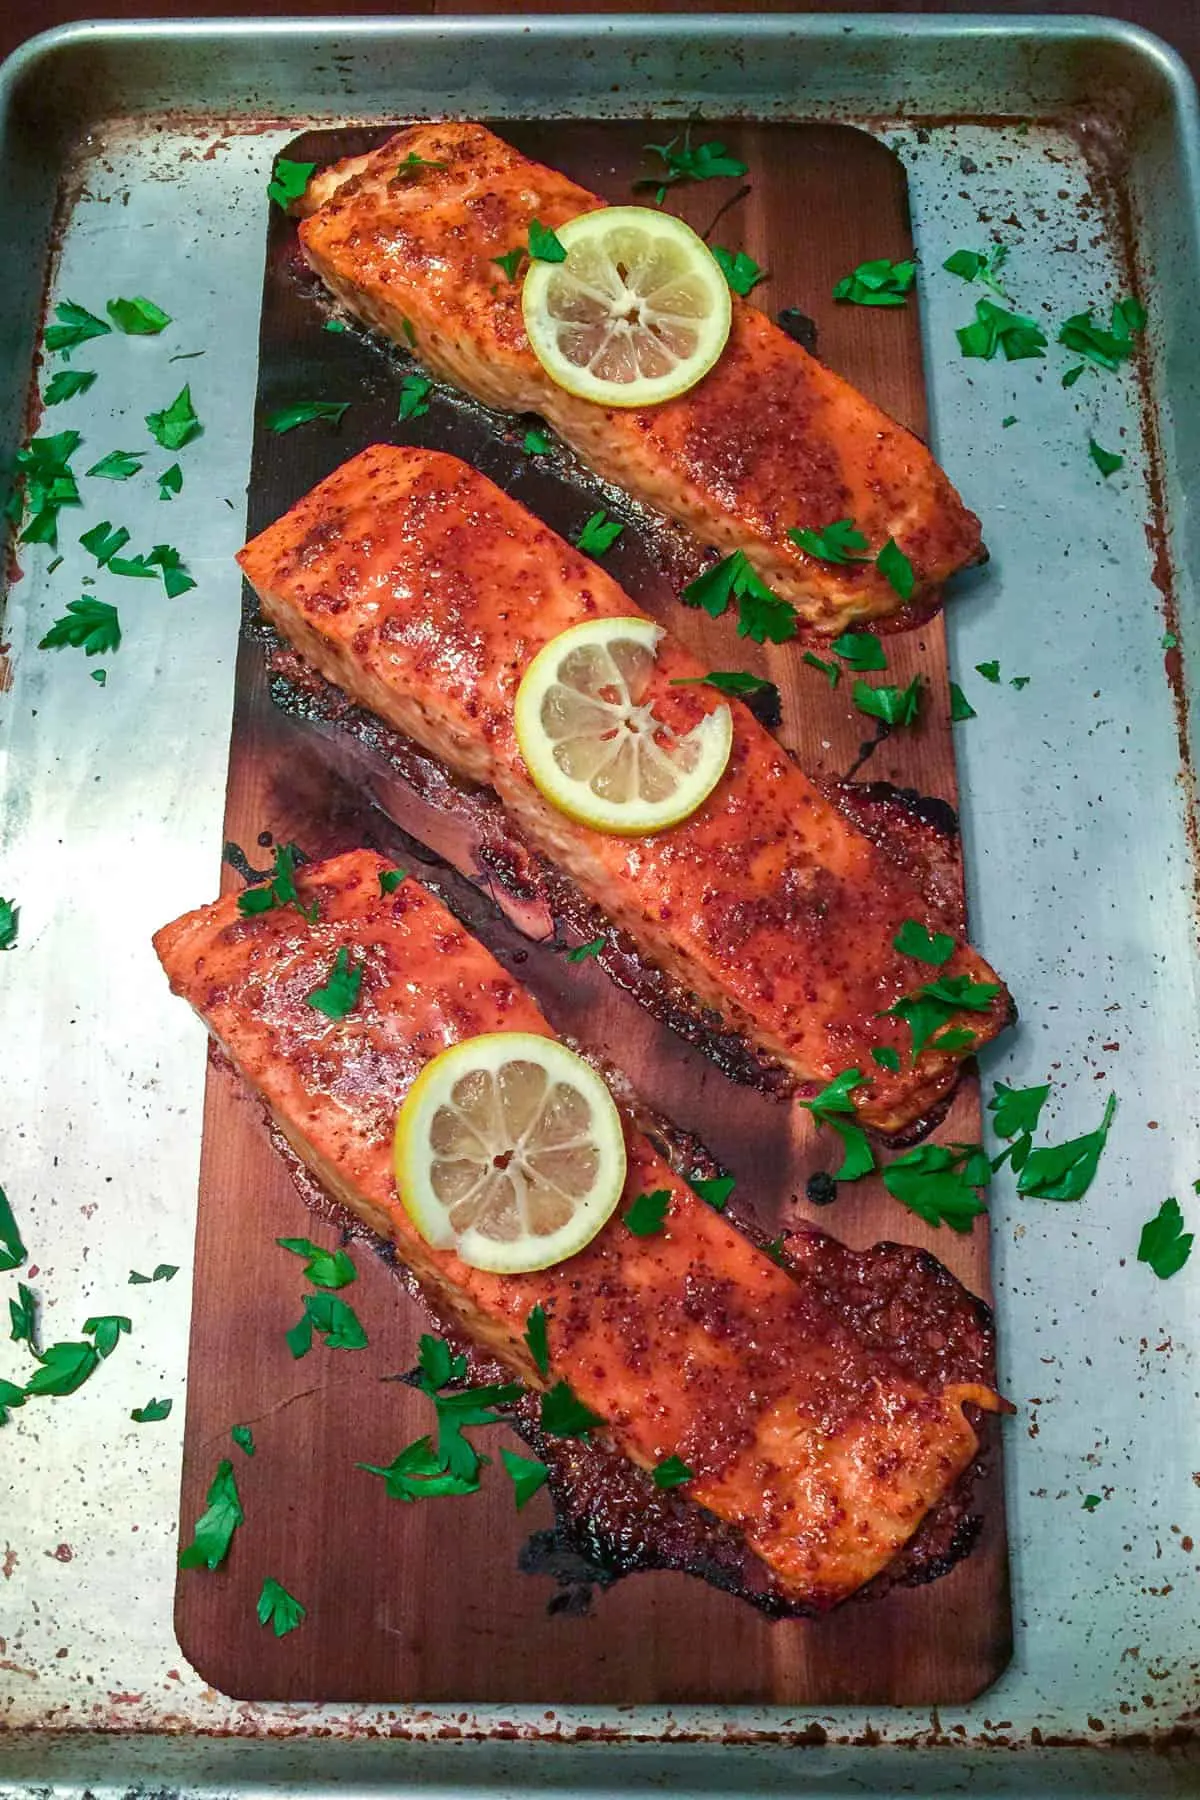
513, 616, 733, 836
394, 1032, 627, 1275
521, 205, 733, 409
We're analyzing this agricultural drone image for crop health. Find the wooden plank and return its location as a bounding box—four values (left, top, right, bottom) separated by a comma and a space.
173, 120, 1010, 1705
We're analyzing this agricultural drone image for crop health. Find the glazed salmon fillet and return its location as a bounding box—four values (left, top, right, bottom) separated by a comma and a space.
295, 122, 982, 635
237, 445, 1012, 1133
153, 849, 1003, 1605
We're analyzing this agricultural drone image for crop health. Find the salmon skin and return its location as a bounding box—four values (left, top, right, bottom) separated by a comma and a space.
237, 445, 1013, 1134
295, 121, 983, 636
154, 849, 1003, 1607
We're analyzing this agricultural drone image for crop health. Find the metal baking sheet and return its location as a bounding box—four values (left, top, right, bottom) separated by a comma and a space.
0, 12, 1198, 1796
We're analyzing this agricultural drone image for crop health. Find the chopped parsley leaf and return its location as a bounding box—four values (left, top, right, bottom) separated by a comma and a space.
883, 1142, 990, 1232
107, 295, 171, 335
1062, 363, 1086, 388
1017, 1093, 1116, 1203
267, 157, 315, 209
957, 298, 1047, 362
14, 429, 84, 545
358, 1436, 483, 1502
635, 131, 747, 204
975, 659, 1001, 683
712, 246, 766, 296
45, 299, 111, 357
566, 935, 605, 963
158, 463, 183, 500
524, 1303, 551, 1377
880, 972, 999, 1059
378, 867, 407, 895
893, 919, 955, 966
492, 246, 527, 281
943, 245, 1010, 298
388, 152, 448, 186
871, 1046, 901, 1074
39, 597, 121, 657
127, 1262, 178, 1285
624, 1188, 671, 1236
831, 630, 886, 671
1082, 1493, 1103, 1512
1162, 631, 1179, 650
131, 1397, 173, 1423
9, 1281, 36, 1348
265, 399, 348, 435
0, 900, 19, 954
232, 1424, 255, 1456
988, 1079, 1050, 1145
652, 1455, 694, 1489
1088, 438, 1123, 477
832, 257, 916, 307
1137, 1197, 1193, 1280
398, 375, 431, 420
276, 1234, 357, 1290
305, 946, 364, 1021
689, 1173, 734, 1212
950, 681, 976, 721
788, 518, 868, 565
84, 1314, 131, 1358
1010, 675, 1031, 690
853, 675, 922, 728
237, 842, 317, 922
323, 318, 347, 333
528, 219, 567, 263
0, 1378, 27, 1424
682, 550, 797, 645
179, 1458, 243, 1569
1058, 298, 1145, 371
146, 385, 202, 451
501, 1448, 549, 1509
257, 1577, 306, 1637
80, 520, 130, 566
876, 537, 915, 600
0, 1187, 26, 1270
523, 427, 553, 455
25, 1340, 100, 1398
798, 1069, 874, 1182
540, 1379, 604, 1438
286, 1290, 368, 1357
802, 650, 840, 688
574, 509, 624, 556
44, 368, 98, 406
672, 669, 781, 709
1002, 414, 1017, 428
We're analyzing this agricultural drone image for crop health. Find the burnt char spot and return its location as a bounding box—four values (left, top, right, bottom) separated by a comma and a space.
777, 307, 820, 355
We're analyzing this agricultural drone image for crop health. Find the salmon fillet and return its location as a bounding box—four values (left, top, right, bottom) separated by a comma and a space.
295, 121, 982, 636
153, 849, 1003, 1606
237, 445, 1012, 1133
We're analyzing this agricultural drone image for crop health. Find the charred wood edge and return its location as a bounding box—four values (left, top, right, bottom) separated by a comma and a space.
262, 1108, 995, 1621
257, 620, 978, 1145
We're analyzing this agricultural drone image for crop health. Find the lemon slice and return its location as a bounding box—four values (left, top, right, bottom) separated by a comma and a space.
513, 616, 733, 836
521, 206, 732, 408
394, 1032, 627, 1274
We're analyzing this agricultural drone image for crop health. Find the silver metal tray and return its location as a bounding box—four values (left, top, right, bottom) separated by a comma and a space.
1, 13, 1199, 1796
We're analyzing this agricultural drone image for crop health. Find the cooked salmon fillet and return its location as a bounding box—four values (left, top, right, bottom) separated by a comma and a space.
295, 121, 982, 636
154, 849, 1003, 1606
237, 445, 1012, 1133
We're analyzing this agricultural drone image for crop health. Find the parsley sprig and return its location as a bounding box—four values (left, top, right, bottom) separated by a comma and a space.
883, 1142, 991, 1232
1138, 1197, 1193, 1280
712, 246, 766, 296
635, 130, 748, 205
943, 245, 1010, 299
799, 1069, 875, 1181
358, 1336, 522, 1502
681, 550, 797, 645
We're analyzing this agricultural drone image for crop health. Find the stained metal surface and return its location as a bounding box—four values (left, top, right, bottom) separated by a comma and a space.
0, 13, 1198, 1797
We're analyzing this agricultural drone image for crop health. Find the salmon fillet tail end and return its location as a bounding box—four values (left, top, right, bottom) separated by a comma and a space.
294, 120, 983, 636
154, 849, 1005, 1609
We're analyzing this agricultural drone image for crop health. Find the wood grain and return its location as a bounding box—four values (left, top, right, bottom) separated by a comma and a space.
173, 121, 1011, 1705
